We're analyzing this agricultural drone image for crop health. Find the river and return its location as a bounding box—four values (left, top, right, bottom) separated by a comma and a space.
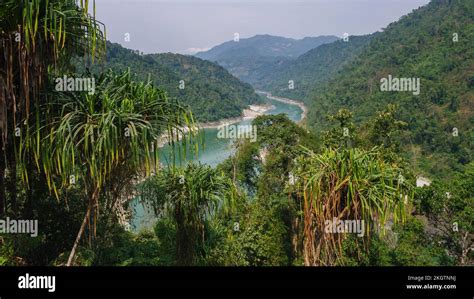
130, 92, 306, 231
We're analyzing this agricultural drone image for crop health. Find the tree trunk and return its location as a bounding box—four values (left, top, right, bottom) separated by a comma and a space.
460, 232, 471, 265
66, 203, 92, 266
6, 129, 17, 216
23, 155, 34, 218
292, 216, 300, 260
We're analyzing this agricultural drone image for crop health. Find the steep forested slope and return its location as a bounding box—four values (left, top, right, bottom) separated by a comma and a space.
256, 34, 374, 101
307, 0, 473, 177
81, 42, 262, 122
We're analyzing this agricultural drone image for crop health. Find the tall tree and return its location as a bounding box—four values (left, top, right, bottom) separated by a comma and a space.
291, 147, 412, 265
36, 69, 196, 265
140, 163, 234, 265
0, 0, 105, 216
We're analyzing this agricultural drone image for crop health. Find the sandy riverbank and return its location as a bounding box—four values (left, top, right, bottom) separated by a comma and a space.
256, 90, 308, 124
156, 103, 274, 147
199, 103, 274, 129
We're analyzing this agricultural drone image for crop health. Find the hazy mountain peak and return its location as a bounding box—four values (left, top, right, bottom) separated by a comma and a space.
196, 34, 338, 60
195, 34, 339, 84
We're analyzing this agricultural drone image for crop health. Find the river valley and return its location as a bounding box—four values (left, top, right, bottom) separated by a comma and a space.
131, 92, 306, 231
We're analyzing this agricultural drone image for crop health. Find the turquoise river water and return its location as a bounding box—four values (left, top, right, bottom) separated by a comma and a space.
131, 94, 304, 231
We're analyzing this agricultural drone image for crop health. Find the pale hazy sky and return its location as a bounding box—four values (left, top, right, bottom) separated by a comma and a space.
93, 0, 431, 54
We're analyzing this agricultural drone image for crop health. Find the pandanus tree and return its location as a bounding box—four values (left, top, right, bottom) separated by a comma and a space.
139, 163, 235, 265
0, 0, 105, 215
290, 147, 413, 265
31, 69, 196, 265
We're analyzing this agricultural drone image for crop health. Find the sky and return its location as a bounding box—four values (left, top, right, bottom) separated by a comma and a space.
93, 0, 431, 55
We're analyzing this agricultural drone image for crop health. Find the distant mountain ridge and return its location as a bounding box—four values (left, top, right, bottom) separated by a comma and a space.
196, 34, 339, 59
195, 34, 339, 84
255, 34, 375, 101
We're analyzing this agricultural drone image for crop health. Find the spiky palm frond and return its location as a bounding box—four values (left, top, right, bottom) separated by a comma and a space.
290, 146, 413, 266
27, 69, 196, 265
139, 163, 234, 265
35, 70, 194, 195
0, 0, 106, 146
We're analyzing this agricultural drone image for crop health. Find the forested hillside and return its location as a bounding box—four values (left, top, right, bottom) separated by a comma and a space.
82, 42, 262, 122
257, 34, 374, 101
305, 0, 473, 178
1, 0, 472, 270
196, 34, 338, 85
